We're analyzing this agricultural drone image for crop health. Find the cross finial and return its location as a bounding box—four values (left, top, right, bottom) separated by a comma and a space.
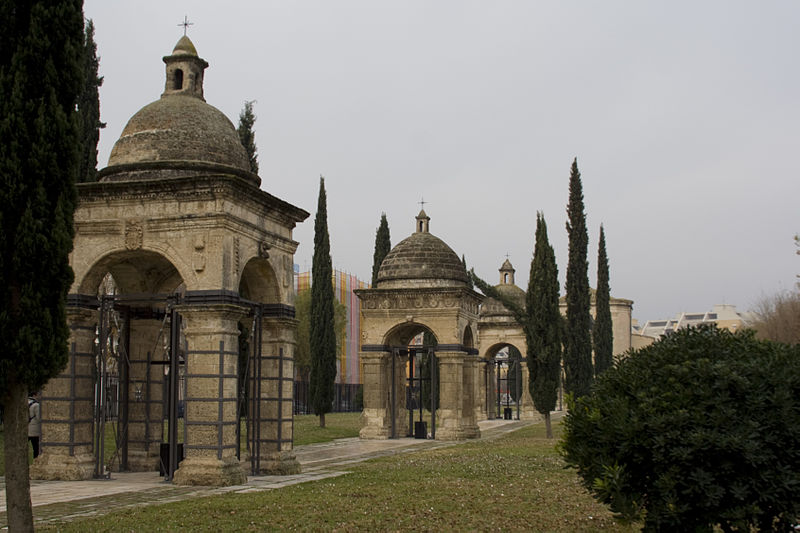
178, 15, 194, 36
419, 197, 427, 210
505, 252, 510, 260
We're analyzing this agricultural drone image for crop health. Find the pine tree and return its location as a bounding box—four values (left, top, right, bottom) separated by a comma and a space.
237, 100, 258, 174
309, 177, 336, 427
564, 158, 593, 399
527, 213, 562, 438
593, 225, 613, 375
370, 213, 391, 287
77, 18, 105, 183
0, 2, 84, 529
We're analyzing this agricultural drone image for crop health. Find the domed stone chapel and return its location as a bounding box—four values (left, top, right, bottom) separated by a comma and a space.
31, 36, 308, 486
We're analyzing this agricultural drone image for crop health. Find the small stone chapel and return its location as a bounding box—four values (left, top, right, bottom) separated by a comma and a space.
31, 36, 308, 486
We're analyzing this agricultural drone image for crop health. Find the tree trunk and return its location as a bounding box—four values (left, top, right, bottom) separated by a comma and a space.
319, 412, 326, 428
545, 412, 553, 439
4, 381, 34, 532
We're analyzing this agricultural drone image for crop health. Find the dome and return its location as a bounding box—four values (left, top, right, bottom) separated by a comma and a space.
100, 36, 255, 183
376, 210, 469, 289
480, 284, 526, 318
106, 95, 250, 171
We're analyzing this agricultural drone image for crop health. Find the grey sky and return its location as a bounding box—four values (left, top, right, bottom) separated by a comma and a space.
84, 1, 799, 323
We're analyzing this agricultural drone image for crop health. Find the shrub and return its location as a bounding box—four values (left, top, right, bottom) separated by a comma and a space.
560, 325, 800, 532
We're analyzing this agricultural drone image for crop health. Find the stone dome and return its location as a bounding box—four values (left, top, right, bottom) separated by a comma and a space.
100, 36, 255, 184
480, 284, 526, 318
106, 95, 250, 171
376, 210, 469, 289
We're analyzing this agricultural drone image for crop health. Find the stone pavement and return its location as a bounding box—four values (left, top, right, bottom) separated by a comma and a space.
0, 418, 533, 529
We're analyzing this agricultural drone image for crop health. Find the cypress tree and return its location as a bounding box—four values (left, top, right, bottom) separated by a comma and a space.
0, 1, 83, 529
77, 18, 105, 183
237, 100, 258, 174
309, 177, 336, 427
527, 213, 562, 438
370, 213, 390, 287
593, 225, 613, 375
564, 158, 593, 399
462, 255, 474, 289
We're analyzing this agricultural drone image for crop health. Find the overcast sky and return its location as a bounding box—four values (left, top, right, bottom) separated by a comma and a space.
83, 1, 799, 323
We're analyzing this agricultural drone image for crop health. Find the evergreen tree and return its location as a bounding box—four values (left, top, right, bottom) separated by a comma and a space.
470, 213, 563, 437
564, 158, 593, 399
0, 1, 84, 529
237, 100, 258, 174
462, 255, 474, 289
309, 177, 336, 427
77, 18, 105, 183
370, 213, 390, 287
527, 213, 562, 438
593, 225, 613, 375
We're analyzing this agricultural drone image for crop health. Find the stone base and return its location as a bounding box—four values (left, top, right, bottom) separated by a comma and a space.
125, 450, 161, 472
359, 426, 391, 439
172, 456, 247, 486
249, 450, 301, 475
30, 452, 94, 480
435, 424, 481, 441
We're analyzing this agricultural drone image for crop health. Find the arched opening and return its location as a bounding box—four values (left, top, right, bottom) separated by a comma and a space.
73, 250, 186, 478
504, 273, 508, 284
483, 343, 524, 420
383, 322, 439, 439
173, 68, 183, 90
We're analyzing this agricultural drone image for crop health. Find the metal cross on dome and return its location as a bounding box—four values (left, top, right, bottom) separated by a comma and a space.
178, 16, 194, 36
419, 197, 427, 210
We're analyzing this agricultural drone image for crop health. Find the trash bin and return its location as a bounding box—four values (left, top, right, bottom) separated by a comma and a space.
504, 407, 513, 420
159, 443, 184, 475
414, 421, 427, 439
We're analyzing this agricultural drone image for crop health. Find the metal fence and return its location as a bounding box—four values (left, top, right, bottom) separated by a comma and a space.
293, 382, 363, 415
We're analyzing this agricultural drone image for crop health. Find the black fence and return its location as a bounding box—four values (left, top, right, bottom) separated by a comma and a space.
294, 382, 363, 415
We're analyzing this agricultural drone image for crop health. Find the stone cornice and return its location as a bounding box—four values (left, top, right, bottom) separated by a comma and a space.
78, 173, 309, 229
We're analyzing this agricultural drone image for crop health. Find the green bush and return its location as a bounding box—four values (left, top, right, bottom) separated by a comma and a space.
560, 326, 800, 532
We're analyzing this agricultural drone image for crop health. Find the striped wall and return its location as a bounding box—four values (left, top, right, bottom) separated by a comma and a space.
294, 267, 368, 385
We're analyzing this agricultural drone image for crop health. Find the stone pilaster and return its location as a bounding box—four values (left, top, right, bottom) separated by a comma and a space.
435, 351, 480, 440
172, 304, 248, 486
519, 364, 539, 420
359, 351, 392, 439
31, 306, 96, 480
249, 316, 300, 475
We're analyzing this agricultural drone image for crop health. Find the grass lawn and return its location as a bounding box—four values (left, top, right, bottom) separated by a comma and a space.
37, 420, 638, 532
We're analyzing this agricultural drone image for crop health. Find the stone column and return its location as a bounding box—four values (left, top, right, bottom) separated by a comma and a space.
475, 358, 488, 422
486, 361, 498, 419
359, 351, 392, 439
125, 317, 166, 471
436, 351, 480, 440
172, 304, 248, 486
251, 316, 300, 475
31, 306, 96, 480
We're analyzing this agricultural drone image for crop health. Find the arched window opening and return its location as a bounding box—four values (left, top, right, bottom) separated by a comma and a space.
503, 273, 508, 284
174, 69, 183, 90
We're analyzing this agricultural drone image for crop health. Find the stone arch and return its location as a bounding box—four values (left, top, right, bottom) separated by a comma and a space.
77, 249, 185, 296
382, 321, 439, 347
463, 325, 475, 349
239, 257, 280, 303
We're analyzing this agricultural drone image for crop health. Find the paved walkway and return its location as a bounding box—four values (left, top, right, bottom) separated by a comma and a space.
0, 418, 532, 529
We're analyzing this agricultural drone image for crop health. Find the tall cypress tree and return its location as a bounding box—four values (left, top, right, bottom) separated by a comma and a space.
309, 177, 336, 427
237, 100, 258, 174
370, 212, 390, 287
593, 225, 613, 375
77, 18, 105, 183
564, 158, 593, 399
0, 1, 83, 529
527, 213, 562, 438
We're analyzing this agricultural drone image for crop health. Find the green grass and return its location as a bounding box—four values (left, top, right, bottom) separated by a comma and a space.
291, 412, 362, 445
37, 421, 638, 532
